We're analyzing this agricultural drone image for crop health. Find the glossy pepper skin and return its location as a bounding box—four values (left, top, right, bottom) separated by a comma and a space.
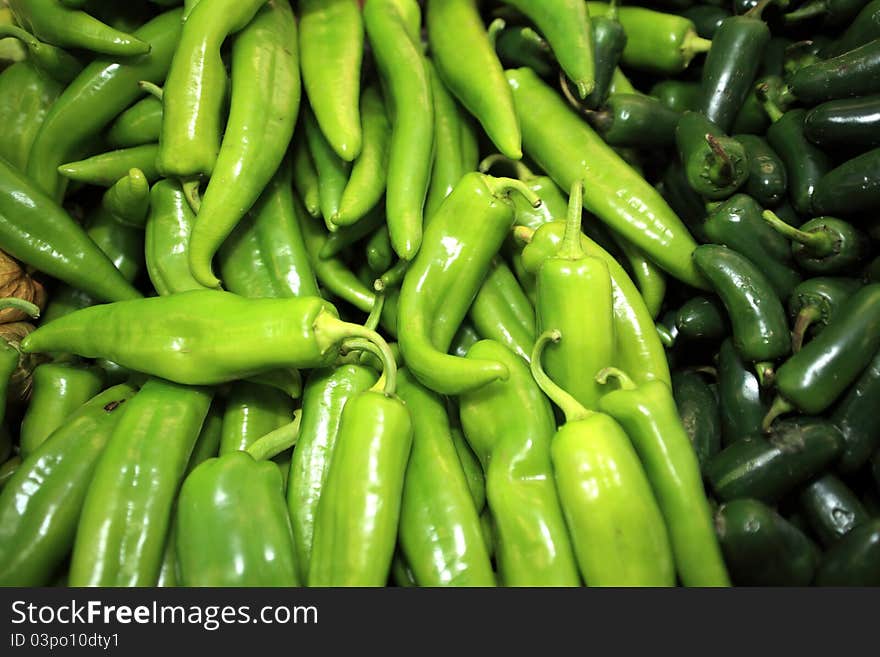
799, 474, 870, 548
789, 39, 880, 105
219, 381, 294, 455
676, 111, 749, 201
584, 0, 626, 109
597, 369, 730, 587
396, 368, 494, 586
22, 291, 390, 386
536, 182, 615, 410
0, 383, 138, 586
767, 284, 880, 422
814, 519, 880, 586
532, 331, 675, 587
468, 258, 536, 362
715, 499, 819, 586
507, 68, 707, 290
672, 370, 722, 469
59, 144, 161, 187
299, 0, 363, 162
308, 390, 413, 587
19, 362, 104, 457
365, 0, 433, 260
832, 348, 880, 474
287, 364, 377, 582
651, 80, 702, 114
804, 95, 880, 149
187, 0, 300, 290
428, 0, 521, 159
69, 380, 212, 586
176, 451, 299, 587
736, 134, 788, 208
717, 339, 766, 446
103, 168, 150, 229
693, 245, 791, 365
675, 297, 728, 343
8, 0, 149, 57
0, 23, 82, 83
788, 277, 862, 353
762, 211, 869, 275
822, 0, 880, 56
812, 148, 880, 216
586, 94, 682, 148
107, 96, 162, 149
0, 156, 142, 303
0, 62, 61, 172
158, 0, 269, 181
459, 340, 580, 586
26, 8, 182, 200
398, 172, 539, 395
303, 102, 350, 230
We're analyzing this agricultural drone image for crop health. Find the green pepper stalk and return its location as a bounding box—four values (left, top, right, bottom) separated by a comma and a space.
787, 277, 862, 353
0, 24, 81, 82
531, 329, 675, 586
762, 210, 869, 275
478, 155, 569, 230
675, 111, 749, 200
596, 367, 731, 587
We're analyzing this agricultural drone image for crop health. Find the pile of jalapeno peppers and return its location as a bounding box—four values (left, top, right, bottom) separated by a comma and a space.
0, 0, 877, 589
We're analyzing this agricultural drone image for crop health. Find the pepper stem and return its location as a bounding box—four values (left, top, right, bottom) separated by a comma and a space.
486, 176, 542, 209
681, 31, 712, 67
513, 225, 535, 246
705, 134, 735, 183
0, 298, 41, 319
478, 154, 535, 182
558, 181, 585, 259
559, 71, 589, 116
530, 330, 592, 422
755, 361, 776, 388
595, 367, 638, 391
656, 324, 676, 349
487, 17, 505, 47
364, 293, 385, 332
762, 210, 833, 255
791, 305, 822, 352
182, 178, 201, 214
756, 81, 785, 122
246, 410, 302, 461
607, 0, 620, 20
762, 395, 794, 432
138, 80, 164, 101
375, 259, 408, 292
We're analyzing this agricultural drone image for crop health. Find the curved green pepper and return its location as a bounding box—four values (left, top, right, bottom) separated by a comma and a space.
107, 96, 162, 149
586, 94, 682, 148
59, 144, 160, 187
676, 111, 749, 201
763, 211, 869, 275
788, 277, 862, 352
788, 39, 880, 105
0, 61, 60, 172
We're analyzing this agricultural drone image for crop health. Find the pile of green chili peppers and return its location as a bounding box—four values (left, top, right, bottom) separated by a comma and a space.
0, 0, 878, 588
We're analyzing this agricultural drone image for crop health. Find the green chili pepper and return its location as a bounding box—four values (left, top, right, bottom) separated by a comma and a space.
765, 284, 880, 425
428, 0, 521, 159
532, 330, 675, 587
321, 206, 385, 260
584, 0, 626, 109
22, 291, 394, 387
586, 2, 711, 74
814, 519, 880, 586
26, 8, 182, 200
583, 94, 682, 148
0, 155, 141, 303
102, 168, 150, 229
715, 498, 820, 586
459, 339, 580, 586
535, 181, 615, 409
0, 382, 138, 586
69, 380, 212, 586
299, 0, 363, 162
788, 277, 862, 352
763, 210, 869, 275
479, 156, 568, 231
185, 399, 223, 477
812, 147, 880, 216
693, 244, 791, 370
8, 0, 149, 57
19, 362, 105, 458
58, 144, 160, 187
0, 61, 60, 173
187, 0, 299, 289
396, 368, 494, 586
597, 367, 730, 586
832, 347, 880, 473
717, 338, 766, 446
675, 296, 728, 342
489, 19, 555, 80
651, 80, 702, 114
366, 225, 394, 275
365, 0, 433, 260
468, 257, 535, 363
683, 4, 731, 37
0, 24, 81, 83
507, 67, 707, 290
672, 370, 722, 470
658, 163, 709, 242
291, 134, 321, 219
610, 233, 667, 321
735, 134, 787, 208
219, 381, 295, 455
176, 449, 300, 587
398, 172, 539, 394
799, 474, 870, 548
676, 111, 749, 201
304, 103, 351, 230
287, 364, 377, 582
706, 418, 844, 503
107, 96, 162, 149
804, 95, 880, 149
785, 0, 872, 24
788, 39, 880, 105
822, 0, 880, 56
334, 86, 391, 227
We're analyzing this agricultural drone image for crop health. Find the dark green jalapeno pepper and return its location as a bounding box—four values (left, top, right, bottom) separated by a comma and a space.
584, 0, 625, 109
702, 194, 801, 298
597, 368, 730, 586
822, 0, 880, 57
707, 417, 844, 503
765, 284, 880, 425
107, 96, 162, 149
812, 148, 880, 216
715, 498, 820, 586
658, 163, 709, 242
832, 348, 880, 473
804, 95, 880, 149
675, 296, 728, 343
676, 111, 749, 201
0, 61, 60, 172
693, 244, 791, 371
397, 172, 539, 395
19, 362, 105, 458
735, 134, 787, 207
814, 519, 880, 586
651, 80, 702, 114
584, 94, 682, 148
396, 368, 494, 586
0, 382, 138, 586
799, 474, 871, 548
717, 339, 767, 445
532, 330, 675, 587
788, 39, 880, 105
69, 380, 213, 586
459, 340, 580, 586
763, 211, 870, 275
683, 5, 731, 38
489, 18, 555, 79
788, 277, 862, 352
58, 144, 160, 187
672, 370, 723, 469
